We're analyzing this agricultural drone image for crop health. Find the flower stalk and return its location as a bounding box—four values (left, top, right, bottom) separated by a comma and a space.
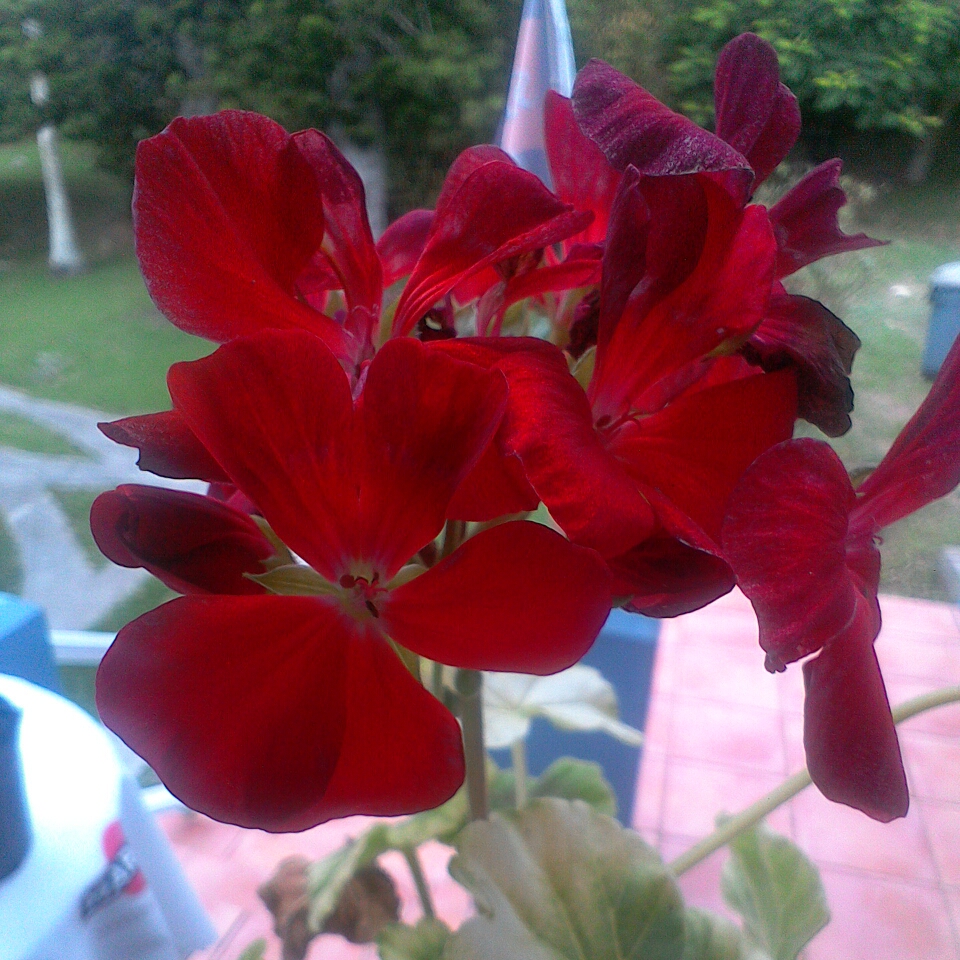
401, 846, 436, 919
457, 668, 489, 822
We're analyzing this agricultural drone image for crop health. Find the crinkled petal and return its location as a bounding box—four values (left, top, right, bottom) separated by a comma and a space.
392, 161, 591, 336
855, 332, 960, 529
97, 596, 463, 831
382, 520, 611, 673
572, 59, 753, 200
611, 370, 798, 542
722, 438, 865, 670
168, 330, 359, 581
545, 91, 621, 245
713, 33, 800, 185
357, 338, 508, 577
377, 209, 434, 287
803, 611, 909, 821
91, 485, 274, 595
134, 111, 347, 355
769, 159, 885, 277
99, 410, 229, 483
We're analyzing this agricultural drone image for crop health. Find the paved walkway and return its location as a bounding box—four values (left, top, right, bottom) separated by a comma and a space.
0, 386, 200, 628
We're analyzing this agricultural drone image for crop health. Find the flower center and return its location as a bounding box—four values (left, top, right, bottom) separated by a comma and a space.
339, 572, 384, 619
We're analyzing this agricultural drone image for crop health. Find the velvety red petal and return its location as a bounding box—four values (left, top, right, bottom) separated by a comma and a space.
357, 338, 508, 577
572, 59, 753, 200
855, 332, 960, 530
610, 535, 736, 618
545, 91, 621, 245
134, 111, 348, 355
91, 485, 274, 595
97, 596, 463, 831
769, 159, 885, 277
382, 520, 611, 673
713, 33, 800, 185
168, 331, 359, 582
292, 130, 382, 322
377, 209, 434, 287
612, 370, 798, 542
743, 292, 860, 437
445, 441, 539, 523
99, 410, 230, 483
803, 611, 909, 821
722, 438, 866, 671
392, 161, 591, 336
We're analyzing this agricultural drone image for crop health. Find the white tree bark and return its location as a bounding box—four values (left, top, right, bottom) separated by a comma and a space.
36, 122, 85, 274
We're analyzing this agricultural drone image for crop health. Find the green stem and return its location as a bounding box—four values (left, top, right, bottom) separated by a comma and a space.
512, 739, 529, 808
402, 846, 436, 919
457, 668, 489, 822
669, 685, 960, 876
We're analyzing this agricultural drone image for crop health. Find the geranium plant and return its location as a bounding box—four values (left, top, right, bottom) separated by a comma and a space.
90, 32, 960, 960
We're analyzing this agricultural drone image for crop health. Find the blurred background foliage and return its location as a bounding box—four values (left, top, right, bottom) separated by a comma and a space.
1, 0, 958, 211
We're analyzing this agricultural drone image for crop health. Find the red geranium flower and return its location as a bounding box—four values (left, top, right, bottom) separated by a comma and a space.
723, 336, 960, 821
94, 331, 611, 832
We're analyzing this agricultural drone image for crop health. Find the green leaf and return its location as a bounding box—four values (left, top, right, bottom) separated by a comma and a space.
385, 787, 470, 850
379, 919, 452, 960
307, 825, 391, 930
530, 758, 618, 818
236, 940, 267, 960
681, 909, 751, 960
483, 666, 644, 750
445, 798, 686, 960
721, 823, 830, 960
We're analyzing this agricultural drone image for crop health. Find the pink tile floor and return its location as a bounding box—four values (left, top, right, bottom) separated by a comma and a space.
160, 589, 960, 960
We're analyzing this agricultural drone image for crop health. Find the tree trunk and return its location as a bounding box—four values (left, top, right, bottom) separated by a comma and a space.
36, 123, 85, 275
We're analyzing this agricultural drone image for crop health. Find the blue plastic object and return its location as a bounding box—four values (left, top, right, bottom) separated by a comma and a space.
490, 608, 660, 824
0, 695, 31, 881
922, 262, 960, 379
0, 594, 61, 694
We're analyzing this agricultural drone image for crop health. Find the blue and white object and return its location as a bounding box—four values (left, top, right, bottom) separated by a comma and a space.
922, 262, 960, 379
499, 0, 576, 186
0, 595, 60, 696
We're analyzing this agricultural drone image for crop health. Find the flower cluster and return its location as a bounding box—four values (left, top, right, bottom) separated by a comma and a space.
93, 33, 960, 831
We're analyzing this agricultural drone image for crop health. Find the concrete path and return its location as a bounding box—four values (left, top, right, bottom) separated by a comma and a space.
0, 385, 202, 628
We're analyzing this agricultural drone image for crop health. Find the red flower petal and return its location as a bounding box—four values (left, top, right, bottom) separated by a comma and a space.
611, 370, 798, 542
769, 159, 885, 277
445, 440, 539, 522
713, 33, 800, 186
134, 111, 348, 355
743, 292, 860, 437
99, 410, 229, 483
357, 338, 508, 577
97, 596, 463, 830
572, 60, 753, 200
392, 160, 591, 336
168, 331, 360, 581
382, 520, 611, 674
91, 485, 274, 595
544, 91, 621, 245
377, 209, 434, 287
855, 333, 960, 530
803, 612, 909, 821
722, 439, 867, 671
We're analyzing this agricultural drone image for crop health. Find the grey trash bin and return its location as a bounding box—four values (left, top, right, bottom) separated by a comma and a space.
922, 262, 960, 378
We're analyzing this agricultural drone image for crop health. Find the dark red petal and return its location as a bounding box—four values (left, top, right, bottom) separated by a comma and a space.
769, 160, 886, 277
97, 596, 463, 831
91, 485, 274, 595
357, 338, 508, 577
855, 332, 960, 530
612, 370, 798, 543
743, 293, 860, 437
713, 33, 800, 186
445, 441, 539, 523
99, 410, 230, 483
610, 535, 736, 618
382, 520, 611, 674
392, 161, 591, 336
377, 209, 434, 287
572, 59, 753, 200
722, 438, 865, 670
292, 130, 382, 320
168, 331, 359, 582
134, 111, 347, 355
544, 91, 622, 245
803, 612, 909, 821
